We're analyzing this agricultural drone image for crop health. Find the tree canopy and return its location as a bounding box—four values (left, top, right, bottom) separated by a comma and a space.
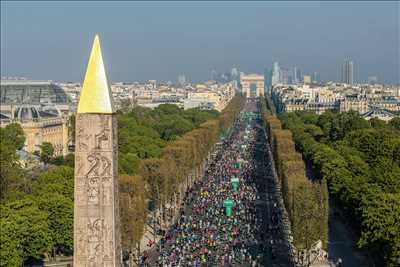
0, 124, 26, 200
39, 142, 54, 164
116, 105, 219, 175
278, 110, 400, 265
0, 99, 244, 264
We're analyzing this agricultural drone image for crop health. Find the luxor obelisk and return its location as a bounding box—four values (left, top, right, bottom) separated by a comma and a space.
74, 35, 121, 267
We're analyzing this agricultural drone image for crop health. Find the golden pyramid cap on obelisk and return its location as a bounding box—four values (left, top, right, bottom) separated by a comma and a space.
77, 34, 115, 114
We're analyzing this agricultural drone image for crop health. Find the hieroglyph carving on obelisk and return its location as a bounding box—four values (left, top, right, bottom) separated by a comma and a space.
74, 34, 121, 267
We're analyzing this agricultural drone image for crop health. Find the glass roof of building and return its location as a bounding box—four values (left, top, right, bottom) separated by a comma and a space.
0, 81, 70, 105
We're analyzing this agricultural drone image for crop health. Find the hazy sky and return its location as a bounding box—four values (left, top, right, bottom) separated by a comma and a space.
1, 1, 399, 84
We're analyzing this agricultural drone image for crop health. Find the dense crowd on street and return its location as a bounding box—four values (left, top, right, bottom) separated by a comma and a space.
141, 100, 273, 267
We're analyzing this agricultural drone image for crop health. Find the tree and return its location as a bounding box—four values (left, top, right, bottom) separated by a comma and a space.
370, 157, 400, 193
31, 166, 75, 253
389, 117, 400, 130
279, 110, 400, 266
64, 153, 75, 167
162, 145, 190, 187
326, 111, 370, 141
303, 124, 324, 141
0, 197, 53, 265
316, 111, 335, 138
32, 166, 74, 200
183, 108, 219, 126
3, 123, 26, 150
39, 142, 54, 164
154, 104, 182, 115
139, 158, 167, 206
345, 129, 400, 166
36, 193, 73, 253
50, 153, 74, 168
296, 111, 319, 125
369, 118, 388, 129
269, 118, 329, 251
0, 127, 25, 200
0, 227, 22, 267
154, 114, 194, 141
119, 153, 140, 175
119, 175, 146, 255
359, 193, 400, 266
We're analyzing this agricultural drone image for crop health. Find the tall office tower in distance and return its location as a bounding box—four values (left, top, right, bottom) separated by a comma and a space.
264, 67, 272, 91
280, 68, 289, 84
313, 72, 320, 83
341, 59, 354, 85
221, 73, 229, 82
231, 67, 239, 82
293, 67, 298, 83
211, 69, 218, 81
287, 69, 294, 84
177, 74, 186, 86
296, 67, 302, 83
271, 62, 281, 86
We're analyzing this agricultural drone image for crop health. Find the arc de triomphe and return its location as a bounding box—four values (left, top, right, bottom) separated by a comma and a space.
240, 73, 265, 98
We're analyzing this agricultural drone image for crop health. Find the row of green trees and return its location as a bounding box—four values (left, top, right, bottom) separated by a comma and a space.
263, 112, 329, 252
278, 111, 400, 266
117, 104, 219, 175
0, 98, 244, 266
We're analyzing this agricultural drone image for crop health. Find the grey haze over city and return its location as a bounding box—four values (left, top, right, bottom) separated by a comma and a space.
1, 1, 399, 84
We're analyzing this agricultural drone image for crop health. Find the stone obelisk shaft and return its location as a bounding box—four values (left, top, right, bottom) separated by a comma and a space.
74, 35, 121, 267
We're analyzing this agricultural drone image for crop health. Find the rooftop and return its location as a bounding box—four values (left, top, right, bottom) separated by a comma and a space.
0, 81, 70, 105
362, 109, 396, 120
0, 80, 52, 85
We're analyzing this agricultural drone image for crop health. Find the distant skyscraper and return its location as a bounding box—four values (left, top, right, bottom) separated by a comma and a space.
178, 74, 186, 85
264, 67, 272, 90
341, 59, 354, 84
312, 72, 320, 83
221, 73, 229, 82
211, 69, 218, 81
292, 67, 302, 83
280, 68, 289, 84
293, 67, 298, 83
231, 67, 239, 81
288, 69, 295, 84
297, 68, 302, 83
272, 62, 281, 85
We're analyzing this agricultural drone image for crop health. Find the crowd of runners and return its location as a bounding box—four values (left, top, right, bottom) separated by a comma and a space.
140, 99, 293, 267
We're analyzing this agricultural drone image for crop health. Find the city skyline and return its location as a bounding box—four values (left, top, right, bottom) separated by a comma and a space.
1, 1, 399, 84
1, 3, 399, 266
